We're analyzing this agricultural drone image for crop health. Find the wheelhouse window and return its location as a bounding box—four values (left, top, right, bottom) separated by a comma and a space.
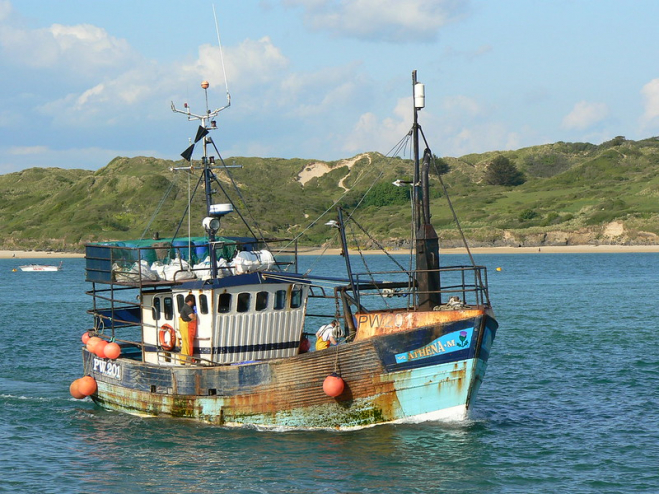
237, 293, 251, 313
163, 297, 174, 320
152, 297, 161, 320
256, 291, 268, 311
274, 290, 286, 310
218, 293, 232, 313
291, 287, 302, 309
199, 294, 209, 314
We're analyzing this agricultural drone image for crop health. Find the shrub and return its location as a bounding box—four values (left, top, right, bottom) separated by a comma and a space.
484, 156, 526, 186
518, 209, 538, 221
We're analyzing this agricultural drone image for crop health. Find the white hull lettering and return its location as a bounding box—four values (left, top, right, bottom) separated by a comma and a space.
92, 357, 122, 380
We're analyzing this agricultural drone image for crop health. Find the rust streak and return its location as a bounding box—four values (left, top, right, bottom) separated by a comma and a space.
354, 308, 487, 341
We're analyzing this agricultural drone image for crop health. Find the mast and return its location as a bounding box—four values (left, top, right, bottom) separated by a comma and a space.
172, 80, 231, 279
412, 71, 441, 310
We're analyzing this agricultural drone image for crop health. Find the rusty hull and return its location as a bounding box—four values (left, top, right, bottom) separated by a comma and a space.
84, 312, 497, 429
354, 307, 492, 340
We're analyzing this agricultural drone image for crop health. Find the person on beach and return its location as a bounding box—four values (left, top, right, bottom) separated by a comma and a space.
179, 294, 197, 362
315, 320, 341, 351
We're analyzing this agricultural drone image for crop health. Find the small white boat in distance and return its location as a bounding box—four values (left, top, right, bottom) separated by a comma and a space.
18, 261, 63, 272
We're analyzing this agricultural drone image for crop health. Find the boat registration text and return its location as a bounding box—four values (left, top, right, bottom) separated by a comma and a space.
92, 357, 122, 380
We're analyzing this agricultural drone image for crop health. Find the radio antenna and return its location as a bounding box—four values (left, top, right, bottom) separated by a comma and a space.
213, 4, 231, 109
171, 5, 231, 119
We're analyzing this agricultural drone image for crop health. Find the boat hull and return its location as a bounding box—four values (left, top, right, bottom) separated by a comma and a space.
19, 265, 61, 271
84, 314, 497, 429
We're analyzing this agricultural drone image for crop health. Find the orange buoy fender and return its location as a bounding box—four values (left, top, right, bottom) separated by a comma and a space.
78, 376, 97, 396
69, 379, 85, 399
104, 342, 121, 360
95, 339, 108, 358
159, 324, 176, 351
323, 373, 345, 397
86, 336, 101, 354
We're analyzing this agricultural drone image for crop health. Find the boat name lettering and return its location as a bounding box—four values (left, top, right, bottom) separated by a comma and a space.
394, 328, 474, 364
92, 357, 122, 380
357, 313, 403, 329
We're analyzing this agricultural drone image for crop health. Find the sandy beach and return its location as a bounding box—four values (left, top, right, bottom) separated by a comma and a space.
1, 250, 84, 259
294, 244, 659, 256
2, 244, 659, 260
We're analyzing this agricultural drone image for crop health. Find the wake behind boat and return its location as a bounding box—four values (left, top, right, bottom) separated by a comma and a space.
71, 71, 498, 429
19, 261, 63, 272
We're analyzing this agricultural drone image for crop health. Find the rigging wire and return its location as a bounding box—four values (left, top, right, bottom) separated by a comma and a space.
279, 133, 410, 256
208, 141, 268, 245
345, 215, 408, 272
407, 188, 415, 309
417, 125, 478, 268
187, 170, 192, 261
299, 231, 340, 276
140, 173, 180, 240
273, 154, 383, 256
336, 131, 415, 292
347, 222, 392, 310
170, 172, 205, 242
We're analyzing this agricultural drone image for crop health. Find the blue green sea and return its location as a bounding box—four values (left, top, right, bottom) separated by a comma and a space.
1, 253, 658, 493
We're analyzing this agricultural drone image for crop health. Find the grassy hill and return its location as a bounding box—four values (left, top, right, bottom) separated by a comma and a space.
1, 136, 659, 252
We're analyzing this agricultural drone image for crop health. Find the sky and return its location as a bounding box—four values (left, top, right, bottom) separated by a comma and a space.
2, 0, 659, 174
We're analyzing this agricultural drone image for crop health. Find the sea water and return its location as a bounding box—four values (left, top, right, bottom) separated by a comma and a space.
1, 253, 658, 493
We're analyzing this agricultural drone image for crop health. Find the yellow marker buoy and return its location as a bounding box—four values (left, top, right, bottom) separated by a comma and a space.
496, 267, 502, 271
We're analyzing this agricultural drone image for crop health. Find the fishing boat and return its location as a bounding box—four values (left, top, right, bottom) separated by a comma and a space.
19, 261, 63, 272
74, 71, 498, 429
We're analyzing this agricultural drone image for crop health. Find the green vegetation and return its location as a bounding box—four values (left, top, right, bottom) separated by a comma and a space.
485, 155, 526, 186
2, 136, 659, 252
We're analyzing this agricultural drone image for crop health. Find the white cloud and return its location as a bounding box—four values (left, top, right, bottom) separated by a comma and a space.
0, 1, 477, 170
343, 96, 412, 155
641, 78, 659, 124
285, 0, 469, 42
0, 20, 137, 72
37, 65, 165, 126
0, 0, 12, 21
440, 122, 515, 157
561, 101, 608, 130
77, 83, 106, 107
194, 37, 289, 88
279, 63, 366, 117
341, 94, 523, 159
9, 145, 49, 155
443, 95, 483, 117
50, 23, 135, 66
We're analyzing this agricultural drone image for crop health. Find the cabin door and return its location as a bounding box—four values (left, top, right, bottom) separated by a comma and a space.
142, 293, 175, 351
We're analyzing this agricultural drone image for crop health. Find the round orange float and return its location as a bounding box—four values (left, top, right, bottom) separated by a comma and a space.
86, 336, 101, 354
81, 332, 91, 344
323, 373, 345, 397
69, 379, 85, 399
95, 340, 109, 358
77, 376, 97, 396
104, 342, 121, 360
